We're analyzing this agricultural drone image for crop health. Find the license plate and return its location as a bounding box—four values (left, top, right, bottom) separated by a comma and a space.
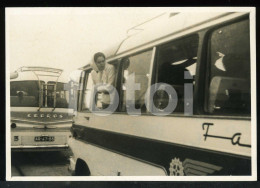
34, 136, 55, 142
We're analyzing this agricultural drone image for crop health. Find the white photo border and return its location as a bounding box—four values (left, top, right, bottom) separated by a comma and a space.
5, 7, 257, 181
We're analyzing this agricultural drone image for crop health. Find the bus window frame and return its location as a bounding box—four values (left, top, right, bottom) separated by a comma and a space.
79, 70, 90, 112
195, 31, 211, 115
116, 47, 155, 114
78, 70, 87, 112
76, 15, 251, 120
79, 60, 120, 113
202, 15, 250, 118
152, 33, 201, 116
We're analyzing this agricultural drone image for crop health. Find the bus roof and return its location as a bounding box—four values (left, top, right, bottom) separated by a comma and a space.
114, 12, 249, 56
81, 12, 248, 70
10, 66, 67, 83
18, 66, 63, 74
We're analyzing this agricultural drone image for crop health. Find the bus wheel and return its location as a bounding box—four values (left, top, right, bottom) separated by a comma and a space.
75, 159, 90, 176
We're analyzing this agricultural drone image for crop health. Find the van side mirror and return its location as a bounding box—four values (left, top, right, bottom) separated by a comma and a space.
10, 71, 18, 79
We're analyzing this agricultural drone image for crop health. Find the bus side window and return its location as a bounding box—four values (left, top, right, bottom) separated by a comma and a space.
120, 50, 153, 113
82, 62, 118, 112
206, 19, 250, 115
154, 34, 199, 114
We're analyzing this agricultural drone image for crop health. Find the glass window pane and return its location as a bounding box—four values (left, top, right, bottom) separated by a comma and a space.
120, 50, 153, 113
207, 19, 250, 115
46, 84, 55, 107
155, 34, 199, 114
82, 73, 93, 110
42, 82, 69, 108
55, 82, 69, 108
10, 81, 41, 107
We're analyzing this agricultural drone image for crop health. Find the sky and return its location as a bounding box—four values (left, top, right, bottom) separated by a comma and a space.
6, 7, 253, 82
6, 8, 169, 81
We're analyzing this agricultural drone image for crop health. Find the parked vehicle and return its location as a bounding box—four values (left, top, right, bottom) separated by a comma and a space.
69, 12, 251, 176
10, 66, 74, 151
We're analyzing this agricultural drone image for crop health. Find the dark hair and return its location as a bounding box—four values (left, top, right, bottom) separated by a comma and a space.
94, 52, 106, 63
121, 57, 130, 70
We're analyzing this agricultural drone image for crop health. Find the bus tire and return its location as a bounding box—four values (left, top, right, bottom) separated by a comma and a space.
74, 159, 91, 176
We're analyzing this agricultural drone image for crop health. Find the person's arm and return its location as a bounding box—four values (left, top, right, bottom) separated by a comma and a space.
91, 70, 97, 85
107, 65, 115, 86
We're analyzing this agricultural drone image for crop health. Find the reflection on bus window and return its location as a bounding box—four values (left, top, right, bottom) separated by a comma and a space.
120, 50, 153, 112
207, 19, 250, 115
82, 73, 93, 110
154, 35, 199, 113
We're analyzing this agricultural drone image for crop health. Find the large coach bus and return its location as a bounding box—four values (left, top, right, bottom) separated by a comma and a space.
69, 12, 252, 176
10, 66, 74, 151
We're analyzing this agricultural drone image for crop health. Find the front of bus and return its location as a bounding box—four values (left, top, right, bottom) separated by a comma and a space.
10, 67, 74, 151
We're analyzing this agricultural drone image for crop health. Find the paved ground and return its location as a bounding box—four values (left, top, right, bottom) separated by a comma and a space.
11, 150, 73, 176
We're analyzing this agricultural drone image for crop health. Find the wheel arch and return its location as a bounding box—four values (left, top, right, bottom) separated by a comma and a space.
75, 158, 91, 176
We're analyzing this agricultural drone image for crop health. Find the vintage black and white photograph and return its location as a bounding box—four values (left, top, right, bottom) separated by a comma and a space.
5, 7, 256, 181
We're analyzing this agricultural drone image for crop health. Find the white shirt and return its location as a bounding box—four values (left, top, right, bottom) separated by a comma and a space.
91, 63, 116, 105
91, 63, 115, 86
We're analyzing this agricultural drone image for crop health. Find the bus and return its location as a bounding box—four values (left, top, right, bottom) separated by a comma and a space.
10, 66, 74, 151
68, 12, 252, 176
